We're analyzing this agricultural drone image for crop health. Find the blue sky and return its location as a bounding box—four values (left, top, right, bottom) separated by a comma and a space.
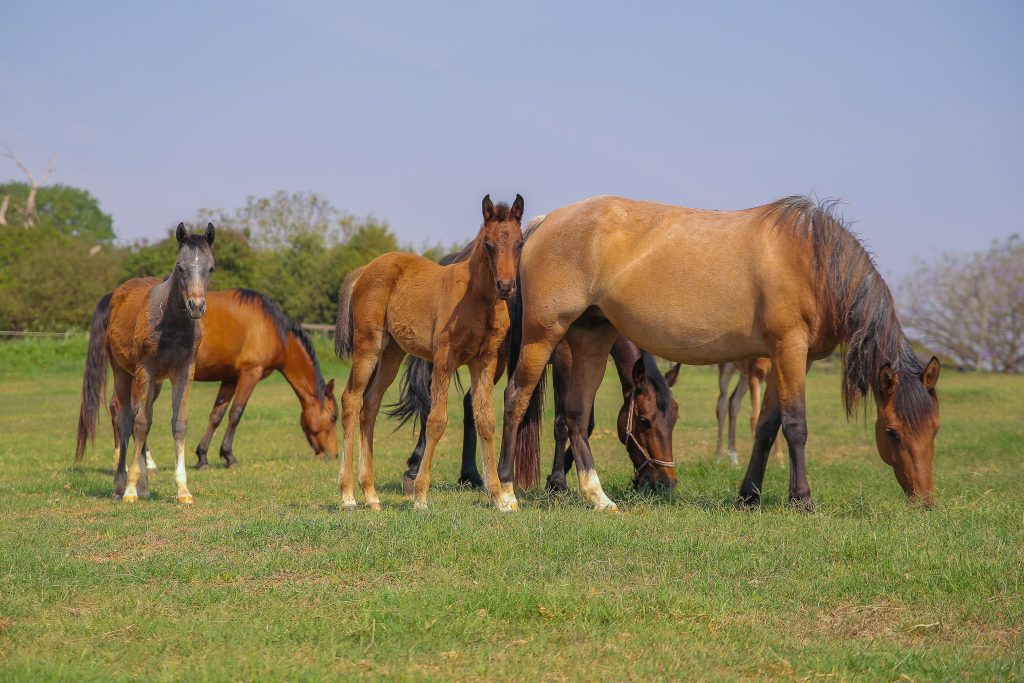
2, 1, 1021, 276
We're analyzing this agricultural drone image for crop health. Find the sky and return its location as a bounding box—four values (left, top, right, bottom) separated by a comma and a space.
1, 1, 1022, 278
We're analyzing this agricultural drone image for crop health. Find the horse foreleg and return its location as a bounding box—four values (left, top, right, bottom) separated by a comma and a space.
359, 340, 405, 510
563, 325, 618, 511
217, 370, 261, 467
468, 356, 501, 506
727, 376, 748, 467
168, 363, 196, 504
413, 362, 452, 510
196, 380, 236, 468
739, 366, 783, 508
773, 345, 812, 509
458, 389, 483, 488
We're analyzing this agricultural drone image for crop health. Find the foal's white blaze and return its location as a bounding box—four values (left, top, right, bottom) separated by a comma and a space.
577, 469, 617, 511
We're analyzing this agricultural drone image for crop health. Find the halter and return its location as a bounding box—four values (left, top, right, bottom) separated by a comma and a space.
624, 390, 675, 473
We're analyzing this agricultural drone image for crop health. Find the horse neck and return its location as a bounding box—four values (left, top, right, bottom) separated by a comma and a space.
155, 270, 194, 329
610, 337, 642, 395
280, 332, 321, 409
464, 239, 500, 308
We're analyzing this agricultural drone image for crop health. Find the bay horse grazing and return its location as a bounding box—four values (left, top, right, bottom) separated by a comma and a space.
497, 196, 940, 512
334, 194, 525, 510
392, 335, 681, 494
715, 358, 783, 467
104, 288, 338, 469
76, 223, 216, 503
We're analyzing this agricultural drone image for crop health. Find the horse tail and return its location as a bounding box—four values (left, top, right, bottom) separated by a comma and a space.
384, 356, 433, 430
75, 293, 112, 463
508, 271, 545, 490
334, 266, 364, 358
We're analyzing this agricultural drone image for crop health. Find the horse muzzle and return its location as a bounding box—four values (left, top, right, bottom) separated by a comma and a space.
495, 281, 516, 300
186, 297, 207, 319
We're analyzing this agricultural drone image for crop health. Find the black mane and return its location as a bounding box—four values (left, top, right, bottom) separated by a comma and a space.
641, 351, 672, 412
232, 288, 327, 401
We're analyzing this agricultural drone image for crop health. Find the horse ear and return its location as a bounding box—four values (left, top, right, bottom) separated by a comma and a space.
205, 222, 216, 245
510, 194, 525, 223
664, 363, 681, 387
326, 378, 335, 396
921, 356, 940, 391
631, 357, 648, 389
481, 194, 494, 222
879, 364, 898, 397
175, 222, 188, 247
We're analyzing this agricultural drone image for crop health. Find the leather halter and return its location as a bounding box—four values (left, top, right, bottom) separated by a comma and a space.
624, 390, 675, 472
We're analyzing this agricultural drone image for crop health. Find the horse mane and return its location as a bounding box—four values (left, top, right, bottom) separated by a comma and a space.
640, 351, 672, 411
232, 288, 327, 401
766, 196, 935, 429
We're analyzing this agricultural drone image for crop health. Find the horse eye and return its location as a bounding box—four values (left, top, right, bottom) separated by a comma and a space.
516, 241, 524, 251
637, 416, 651, 430
885, 427, 900, 442
209, 266, 216, 273
484, 241, 495, 252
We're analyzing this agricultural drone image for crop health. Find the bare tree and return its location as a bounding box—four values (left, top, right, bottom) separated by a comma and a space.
901, 235, 1024, 373
0, 195, 8, 226
1, 144, 58, 227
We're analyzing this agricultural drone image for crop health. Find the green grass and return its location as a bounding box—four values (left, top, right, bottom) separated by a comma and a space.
0, 337, 1021, 681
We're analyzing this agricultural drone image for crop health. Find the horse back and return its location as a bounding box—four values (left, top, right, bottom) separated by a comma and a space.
194, 290, 284, 380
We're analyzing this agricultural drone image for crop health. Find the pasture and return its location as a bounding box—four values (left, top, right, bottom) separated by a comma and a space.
0, 337, 1021, 681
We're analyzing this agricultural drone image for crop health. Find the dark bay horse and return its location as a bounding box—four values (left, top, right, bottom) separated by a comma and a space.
496, 196, 940, 511
76, 223, 216, 503
104, 288, 339, 469
393, 335, 680, 494
334, 195, 525, 510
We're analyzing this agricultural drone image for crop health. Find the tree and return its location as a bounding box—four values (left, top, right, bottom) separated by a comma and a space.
0, 182, 115, 242
122, 224, 255, 289
901, 235, 1024, 373
1, 144, 57, 227
199, 191, 340, 251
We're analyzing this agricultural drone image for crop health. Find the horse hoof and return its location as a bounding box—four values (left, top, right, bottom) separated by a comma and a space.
195, 461, 209, 470
728, 451, 739, 467
457, 473, 484, 489
137, 491, 151, 500
594, 501, 619, 512
413, 499, 429, 511
545, 477, 568, 494
146, 463, 158, 472
222, 457, 238, 469
177, 493, 195, 505
367, 501, 382, 511
341, 501, 358, 512
788, 496, 815, 513
738, 493, 760, 509
496, 497, 519, 512
402, 473, 416, 498
122, 493, 138, 504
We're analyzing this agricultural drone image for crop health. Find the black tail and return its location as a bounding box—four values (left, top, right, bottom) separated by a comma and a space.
75, 293, 112, 463
508, 272, 545, 490
385, 356, 433, 429
334, 266, 364, 358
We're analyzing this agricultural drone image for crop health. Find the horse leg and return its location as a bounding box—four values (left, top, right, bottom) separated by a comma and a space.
413, 361, 452, 510
750, 371, 783, 467
715, 364, 734, 463
457, 389, 483, 487
773, 346, 812, 509
727, 376, 748, 467
403, 418, 427, 497
468, 355, 503, 506
738, 369, 782, 507
218, 370, 261, 467
339, 325, 385, 511
358, 339, 405, 510
546, 343, 572, 493
563, 324, 618, 511
195, 380, 235, 469
109, 394, 120, 472
112, 368, 132, 498
168, 363, 197, 504
122, 372, 155, 503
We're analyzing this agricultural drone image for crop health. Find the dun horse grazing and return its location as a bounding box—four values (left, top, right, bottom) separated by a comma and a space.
715, 358, 782, 467
76, 223, 216, 503
104, 288, 339, 469
497, 196, 940, 512
335, 194, 525, 510
393, 335, 680, 493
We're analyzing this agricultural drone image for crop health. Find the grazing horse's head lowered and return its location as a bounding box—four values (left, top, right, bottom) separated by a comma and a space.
479, 194, 525, 301
873, 357, 941, 506
618, 356, 681, 489
302, 378, 340, 459
174, 222, 216, 319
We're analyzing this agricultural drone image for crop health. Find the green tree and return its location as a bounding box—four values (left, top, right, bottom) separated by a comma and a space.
0, 182, 115, 242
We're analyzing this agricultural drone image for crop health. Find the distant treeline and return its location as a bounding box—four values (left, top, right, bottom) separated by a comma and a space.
0, 184, 455, 331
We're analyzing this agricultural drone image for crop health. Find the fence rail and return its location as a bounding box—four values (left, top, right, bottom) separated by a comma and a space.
1, 324, 336, 339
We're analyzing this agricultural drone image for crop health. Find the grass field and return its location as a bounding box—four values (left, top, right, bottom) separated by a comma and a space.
0, 336, 1021, 681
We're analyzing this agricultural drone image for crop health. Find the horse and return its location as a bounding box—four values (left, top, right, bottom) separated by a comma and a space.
334, 194, 525, 510
715, 358, 784, 467
103, 288, 339, 470
76, 222, 216, 503
495, 196, 940, 512
392, 335, 681, 494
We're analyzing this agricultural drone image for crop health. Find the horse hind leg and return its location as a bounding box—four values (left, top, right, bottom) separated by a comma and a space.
196, 380, 235, 468
339, 321, 386, 510
122, 373, 155, 503
413, 360, 453, 510
112, 369, 132, 498
358, 339, 405, 510
727, 376, 748, 467
457, 388, 483, 488
715, 364, 734, 463
546, 343, 572, 493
